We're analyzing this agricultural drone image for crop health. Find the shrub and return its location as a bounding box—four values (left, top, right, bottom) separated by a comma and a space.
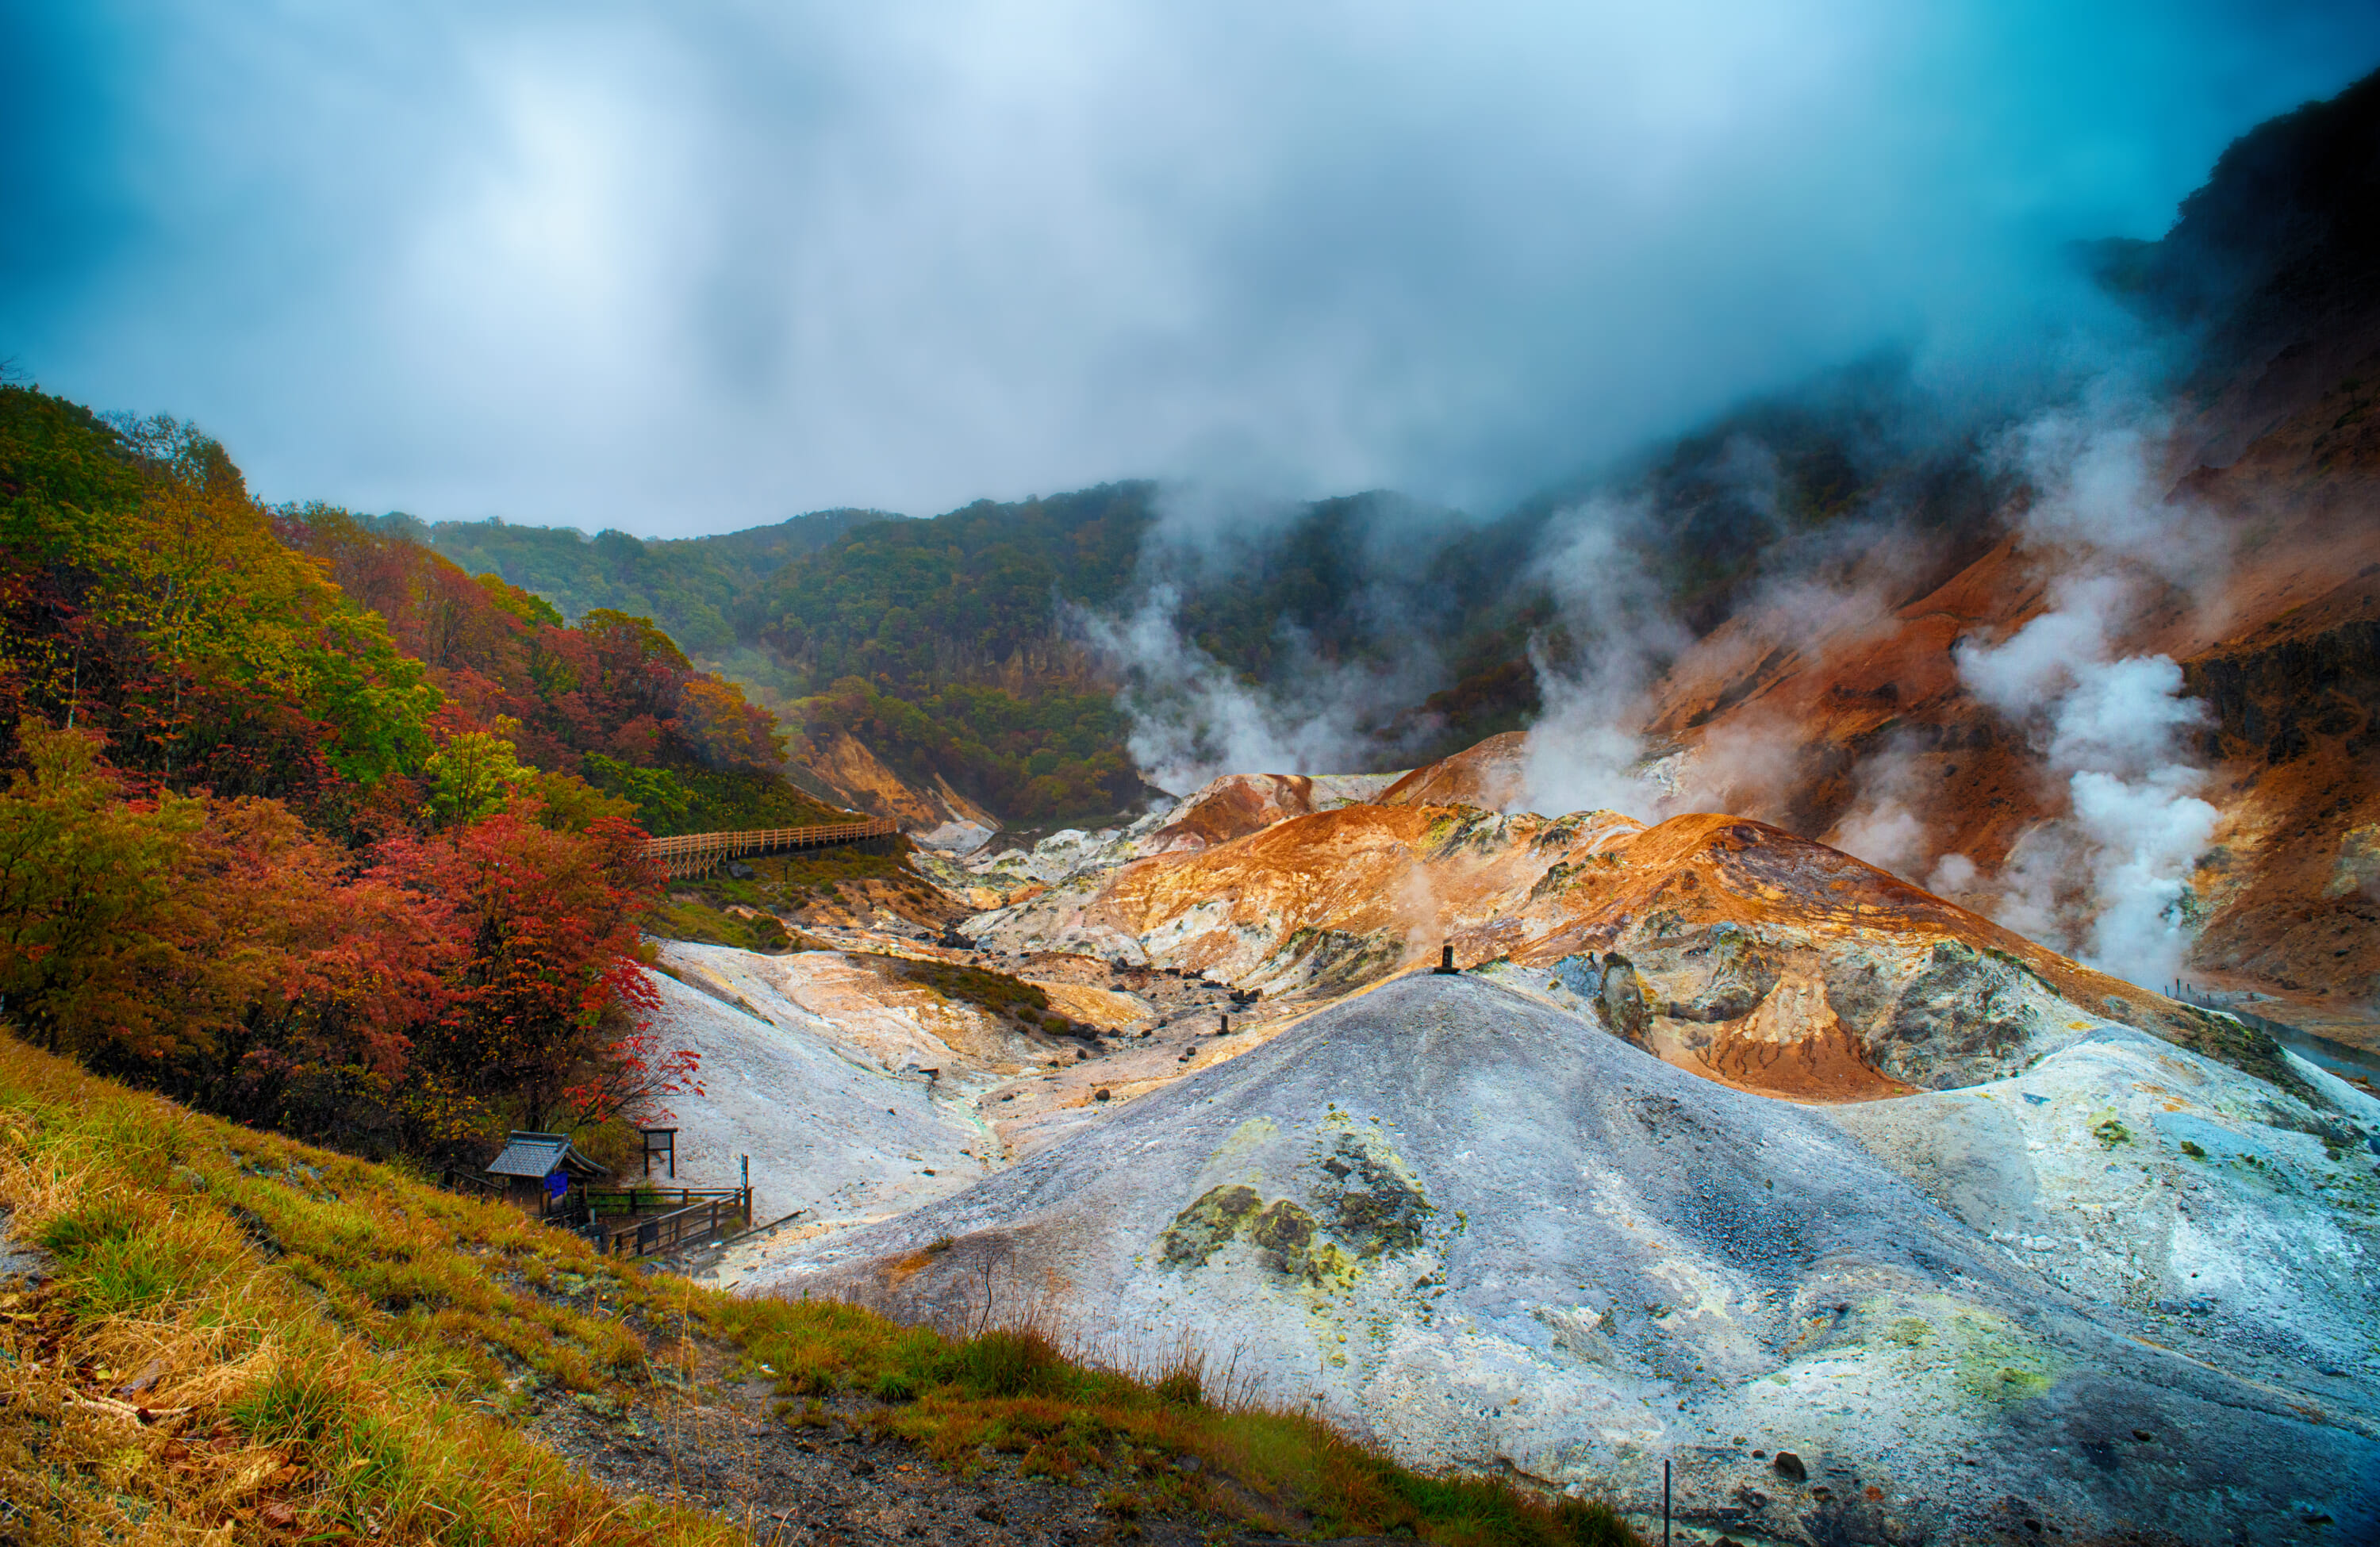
952, 1327, 1068, 1399
1556, 1495, 1638, 1547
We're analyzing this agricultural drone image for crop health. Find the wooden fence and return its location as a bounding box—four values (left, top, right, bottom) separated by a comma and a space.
432, 1171, 755, 1259
643, 819, 900, 880
582, 1188, 753, 1259
438, 1167, 505, 1201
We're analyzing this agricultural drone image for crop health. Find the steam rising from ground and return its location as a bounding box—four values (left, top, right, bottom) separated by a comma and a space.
1518, 479, 1909, 827
1515, 388, 2228, 989
1094, 383, 2231, 990
1813, 400, 2225, 987
1073, 584, 1430, 794
1073, 484, 1450, 793
1518, 496, 1688, 820
1925, 407, 2225, 988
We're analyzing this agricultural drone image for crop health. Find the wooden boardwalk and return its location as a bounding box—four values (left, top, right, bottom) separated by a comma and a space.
643, 817, 899, 879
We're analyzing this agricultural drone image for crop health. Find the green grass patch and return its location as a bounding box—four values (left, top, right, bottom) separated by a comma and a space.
869, 954, 1056, 1025
691, 1292, 1644, 1545
0, 1035, 735, 1545
646, 894, 802, 952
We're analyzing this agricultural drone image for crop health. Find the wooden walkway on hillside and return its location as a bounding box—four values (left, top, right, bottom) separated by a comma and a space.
643, 818, 899, 880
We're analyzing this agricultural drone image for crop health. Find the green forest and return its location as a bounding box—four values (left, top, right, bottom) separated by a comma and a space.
421, 365, 1960, 821
0, 383, 842, 1165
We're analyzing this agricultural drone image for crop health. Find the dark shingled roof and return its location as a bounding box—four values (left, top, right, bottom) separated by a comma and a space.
485, 1131, 610, 1180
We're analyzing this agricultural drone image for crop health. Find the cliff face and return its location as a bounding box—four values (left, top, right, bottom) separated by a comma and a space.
801, 727, 1003, 850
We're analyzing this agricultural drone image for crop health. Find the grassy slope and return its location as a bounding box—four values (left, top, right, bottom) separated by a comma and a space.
0, 1038, 1638, 1545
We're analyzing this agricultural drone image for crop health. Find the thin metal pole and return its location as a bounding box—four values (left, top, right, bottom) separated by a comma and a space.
1664, 1458, 1672, 1547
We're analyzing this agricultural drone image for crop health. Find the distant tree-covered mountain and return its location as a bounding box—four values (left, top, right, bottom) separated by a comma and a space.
396, 366, 1993, 823
393, 67, 2380, 828
383, 505, 897, 658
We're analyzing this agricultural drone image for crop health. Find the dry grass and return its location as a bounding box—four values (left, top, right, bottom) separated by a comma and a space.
0, 1035, 1641, 1545
0, 1038, 737, 1545
687, 1292, 1643, 1547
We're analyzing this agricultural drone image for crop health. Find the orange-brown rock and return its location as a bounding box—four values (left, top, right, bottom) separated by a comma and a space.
1377, 729, 1528, 810
1143, 773, 1320, 852
966, 800, 2312, 1105
1555, 441, 2380, 1041
804, 727, 1001, 841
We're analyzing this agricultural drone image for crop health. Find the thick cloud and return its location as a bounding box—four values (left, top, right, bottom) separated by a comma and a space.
6, 1, 2378, 533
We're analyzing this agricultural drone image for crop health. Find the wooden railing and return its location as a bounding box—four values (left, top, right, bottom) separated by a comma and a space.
433, 1169, 756, 1259
643, 819, 899, 880
582, 1190, 753, 1259
438, 1167, 505, 1201
581, 1185, 748, 1219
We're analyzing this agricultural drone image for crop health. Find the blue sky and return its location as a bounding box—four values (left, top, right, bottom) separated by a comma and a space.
6, 1, 2378, 536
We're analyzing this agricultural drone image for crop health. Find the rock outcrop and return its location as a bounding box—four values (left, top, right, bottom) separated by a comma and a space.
1377, 729, 1529, 810
805, 727, 1003, 851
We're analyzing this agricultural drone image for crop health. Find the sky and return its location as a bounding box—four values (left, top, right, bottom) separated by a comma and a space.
6, 2, 2379, 538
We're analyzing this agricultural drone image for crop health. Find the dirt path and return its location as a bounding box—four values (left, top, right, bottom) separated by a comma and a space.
525, 1320, 1384, 1547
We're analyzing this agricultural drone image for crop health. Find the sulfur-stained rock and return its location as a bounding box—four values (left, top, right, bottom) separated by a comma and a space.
1864, 940, 2046, 1088
966, 799, 2334, 1107
755, 975, 2379, 1546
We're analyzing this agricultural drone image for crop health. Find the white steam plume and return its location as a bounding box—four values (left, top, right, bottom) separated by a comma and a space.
1830, 730, 1937, 880
1925, 401, 2225, 989
1071, 583, 1435, 794
1518, 482, 1907, 826
1518, 495, 1691, 820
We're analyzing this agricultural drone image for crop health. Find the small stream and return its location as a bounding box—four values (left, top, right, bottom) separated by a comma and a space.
2171, 985, 2380, 1086
2271, 1025, 2380, 1084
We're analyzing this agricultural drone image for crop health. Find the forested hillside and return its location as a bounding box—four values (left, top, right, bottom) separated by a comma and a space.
0, 383, 835, 1163
386, 505, 892, 658
377, 71, 2379, 835
423, 359, 2001, 821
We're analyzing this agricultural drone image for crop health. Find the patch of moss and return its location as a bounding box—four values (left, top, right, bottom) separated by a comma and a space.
1315, 1129, 1433, 1257
646, 896, 799, 953
1157, 1187, 1358, 1288
1160, 1185, 1262, 1267
1250, 1200, 1318, 1259
1948, 1310, 2061, 1411
2099, 996, 2325, 1110
868, 954, 1059, 1029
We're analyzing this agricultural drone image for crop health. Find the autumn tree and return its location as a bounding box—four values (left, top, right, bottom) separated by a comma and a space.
0, 721, 194, 1056
383, 802, 668, 1142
